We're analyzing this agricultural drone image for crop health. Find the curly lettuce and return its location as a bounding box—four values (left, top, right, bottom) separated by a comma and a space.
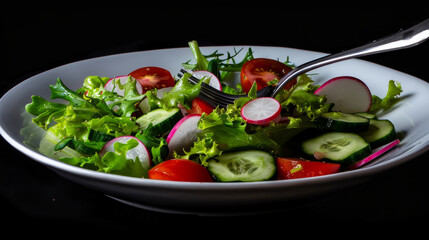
369, 80, 403, 114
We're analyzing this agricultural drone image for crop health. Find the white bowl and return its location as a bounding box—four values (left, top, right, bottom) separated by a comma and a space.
2, 46, 429, 215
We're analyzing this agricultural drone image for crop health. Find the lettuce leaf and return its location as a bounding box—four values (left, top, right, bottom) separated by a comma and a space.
80, 75, 145, 117
59, 138, 147, 178
275, 74, 331, 121
146, 72, 203, 110
369, 80, 403, 114
25, 95, 67, 128
83, 115, 138, 137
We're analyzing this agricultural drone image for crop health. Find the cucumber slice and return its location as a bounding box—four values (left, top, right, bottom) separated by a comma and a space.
354, 112, 378, 120
207, 150, 276, 182
301, 132, 371, 165
136, 108, 183, 136
317, 112, 369, 132
88, 129, 115, 142
358, 119, 397, 149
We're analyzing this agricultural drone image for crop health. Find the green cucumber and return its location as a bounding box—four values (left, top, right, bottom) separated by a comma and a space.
358, 119, 397, 149
136, 107, 182, 136
207, 150, 276, 182
354, 112, 378, 120
317, 112, 369, 132
301, 132, 371, 165
54, 137, 105, 155
88, 129, 115, 142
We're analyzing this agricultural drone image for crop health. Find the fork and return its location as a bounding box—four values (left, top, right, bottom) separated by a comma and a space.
179, 17, 429, 108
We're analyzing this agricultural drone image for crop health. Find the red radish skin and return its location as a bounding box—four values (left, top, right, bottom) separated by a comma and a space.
166, 114, 202, 156
314, 76, 372, 113
241, 97, 281, 125
104, 75, 143, 96
192, 70, 222, 91
100, 136, 151, 170
346, 139, 400, 170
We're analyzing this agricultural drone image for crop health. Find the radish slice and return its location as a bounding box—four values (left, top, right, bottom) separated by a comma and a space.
241, 97, 281, 125
166, 114, 202, 155
100, 136, 151, 170
104, 75, 143, 96
314, 76, 372, 113
346, 139, 400, 170
192, 70, 222, 91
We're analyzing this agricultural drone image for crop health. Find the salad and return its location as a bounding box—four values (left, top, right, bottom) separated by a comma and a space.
23, 41, 403, 182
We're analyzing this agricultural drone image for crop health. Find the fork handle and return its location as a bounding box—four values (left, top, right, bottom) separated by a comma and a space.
271, 17, 429, 97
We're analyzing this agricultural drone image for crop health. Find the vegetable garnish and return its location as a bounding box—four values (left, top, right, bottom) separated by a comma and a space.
23, 41, 403, 181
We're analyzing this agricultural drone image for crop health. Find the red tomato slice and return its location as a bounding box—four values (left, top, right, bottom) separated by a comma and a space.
240, 58, 296, 93
276, 157, 341, 180
129, 66, 175, 93
186, 97, 214, 115
148, 159, 213, 182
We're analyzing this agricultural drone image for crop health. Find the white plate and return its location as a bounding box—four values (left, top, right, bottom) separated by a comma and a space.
1, 46, 429, 215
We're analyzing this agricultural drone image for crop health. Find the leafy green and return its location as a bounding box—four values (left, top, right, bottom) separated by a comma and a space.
60, 139, 148, 178
174, 137, 222, 166
182, 40, 254, 84
369, 80, 403, 114
84, 115, 138, 137
146, 72, 203, 110
25, 95, 67, 128
275, 74, 331, 121
186, 40, 210, 71
135, 124, 169, 165
80, 75, 145, 117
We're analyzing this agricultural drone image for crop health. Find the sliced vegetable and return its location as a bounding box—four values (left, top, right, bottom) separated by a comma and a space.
301, 132, 371, 165
240, 58, 295, 93
346, 139, 400, 170
88, 129, 115, 142
135, 107, 183, 136
104, 75, 143, 96
54, 137, 105, 155
358, 119, 397, 149
166, 114, 202, 155
354, 112, 377, 119
207, 150, 276, 182
186, 97, 214, 115
314, 76, 372, 113
148, 159, 213, 182
317, 112, 370, 132
192, 70, 222, 91
100, 136, 151, 172
276, 157, 341, 180
129, 66, 175, 93
241, 97, 281, 125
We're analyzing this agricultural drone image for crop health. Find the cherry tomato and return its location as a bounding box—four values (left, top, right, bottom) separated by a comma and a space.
186, 97, 214, 115
240, 58, 296, 93
129, 66, 175, 93
148, 159, 213, 182
276, 157, 341, 180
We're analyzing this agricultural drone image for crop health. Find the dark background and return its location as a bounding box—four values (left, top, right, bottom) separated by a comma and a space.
2, 8, 429, 234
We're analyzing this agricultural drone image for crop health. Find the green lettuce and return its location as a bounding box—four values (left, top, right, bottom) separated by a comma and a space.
369, 80, 403, 114
25, 95, 67, 128
135, 124, 169, 165
146, 72, 203, 110
79, 75, 145, 117
275, 74, 331, 121
60, 138, 148, 178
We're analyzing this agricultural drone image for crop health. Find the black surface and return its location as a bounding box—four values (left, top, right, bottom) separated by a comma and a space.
2, 8, 429, 233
